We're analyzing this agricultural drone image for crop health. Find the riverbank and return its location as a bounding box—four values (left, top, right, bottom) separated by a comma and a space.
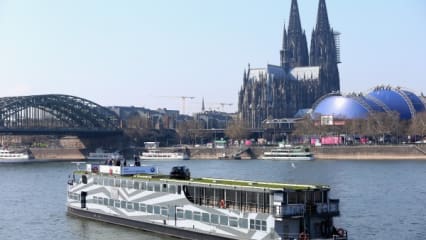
27, 144, 426, 161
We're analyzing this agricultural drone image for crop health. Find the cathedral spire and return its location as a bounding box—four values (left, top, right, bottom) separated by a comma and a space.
288, 0, 302, 34
201, 97, 205, 112
315, 0, 330, 32
280, 23, 289, 68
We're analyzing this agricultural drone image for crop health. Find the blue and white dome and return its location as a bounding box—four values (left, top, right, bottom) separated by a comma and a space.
312, 86, 425, 120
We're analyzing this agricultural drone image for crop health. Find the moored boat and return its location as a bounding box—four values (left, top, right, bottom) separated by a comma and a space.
0, 148, 33, 163
67, 164, 347, 240
87, 149, 124, 161
262, 145, 314, 160
140, 150, 189, 160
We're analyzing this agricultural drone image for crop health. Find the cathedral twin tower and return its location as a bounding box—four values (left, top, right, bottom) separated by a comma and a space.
238, 0, 340, 128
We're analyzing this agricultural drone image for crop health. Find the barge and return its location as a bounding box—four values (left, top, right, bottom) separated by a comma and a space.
67, 164, 347, 239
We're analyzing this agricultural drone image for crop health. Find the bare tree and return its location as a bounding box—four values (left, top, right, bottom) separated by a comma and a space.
225, 119, 250, 141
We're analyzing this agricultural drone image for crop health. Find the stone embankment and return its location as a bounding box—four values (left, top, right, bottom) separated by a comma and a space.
28, 144, 426, 161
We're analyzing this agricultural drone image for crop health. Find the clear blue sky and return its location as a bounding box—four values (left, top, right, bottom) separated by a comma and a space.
0, 0, 425, 114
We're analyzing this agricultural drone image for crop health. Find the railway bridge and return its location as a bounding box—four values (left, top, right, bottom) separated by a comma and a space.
0, 94, 121, 137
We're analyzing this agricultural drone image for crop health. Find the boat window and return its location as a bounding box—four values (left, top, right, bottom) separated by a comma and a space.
184, 210, 192, 220
141, 182, 146, 190
133, 202, 140, 211
193, 211, 201, 221
109, 199, 114, 207
201, 213, 210, 223
134, 181, 140, 190
211, 214, 219, 224
98, 197, 103, 205
121, 180, 127, 188
297, 192, 305, 203
121, 200, 126, 209
176, 209, 184, 219
127, 180, 133, 189
147, 183, 154, 191
220, 216, 228, 226
288, 192, 297, 204
93, 176, 98, 185
107, 178, 112, 186
114, 179, 120, 187
115, 200, 120, 208
154, 206, 160, 214
250, 219, 255, 229
154, 184, 160, 192
229, 217, 238, 227
169, 185, 176, 194
323, 191, 328, 202
81, 175, 87, 184
261, 220, 267, 231
147, 205, 153, 213
140, 203, 146, 212
127, 202, 133, 210
239, 218, 248, 229
314, 191, 322, 203
177, 185, 181, 194
161, 207, 168, 217
93, 196, 97, 203
103, 198, 109, 206
162, 184, 168, 192
255, 220, 261, 230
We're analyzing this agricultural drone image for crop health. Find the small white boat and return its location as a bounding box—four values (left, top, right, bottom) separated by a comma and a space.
262, 145, 314, 160
139, 150, 189, 160
0, 148, 32, 163
87, 149, 123, 161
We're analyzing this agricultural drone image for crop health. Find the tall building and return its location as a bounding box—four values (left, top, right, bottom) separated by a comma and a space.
238, 0, 340, 128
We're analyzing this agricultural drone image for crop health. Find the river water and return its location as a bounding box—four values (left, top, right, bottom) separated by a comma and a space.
0, 159, 425, 240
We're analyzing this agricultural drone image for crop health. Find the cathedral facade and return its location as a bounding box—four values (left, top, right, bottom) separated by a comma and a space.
238, 0, 340, 128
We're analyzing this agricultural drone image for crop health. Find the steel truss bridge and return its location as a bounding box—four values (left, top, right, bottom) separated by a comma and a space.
0, 94, 121, 136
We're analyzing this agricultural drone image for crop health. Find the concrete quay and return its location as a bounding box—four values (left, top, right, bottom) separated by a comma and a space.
28, 144, 426, 161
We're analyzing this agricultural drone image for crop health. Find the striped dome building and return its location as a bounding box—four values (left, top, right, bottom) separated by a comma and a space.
312, 86, 426, 120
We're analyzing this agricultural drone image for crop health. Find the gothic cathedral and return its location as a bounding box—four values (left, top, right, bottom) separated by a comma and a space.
238, 0, 340, 128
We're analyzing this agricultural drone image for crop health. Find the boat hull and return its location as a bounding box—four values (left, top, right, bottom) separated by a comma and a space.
67, 206, 233, 240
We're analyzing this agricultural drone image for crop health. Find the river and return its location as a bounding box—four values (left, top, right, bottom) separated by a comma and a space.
0, 159, 425, 239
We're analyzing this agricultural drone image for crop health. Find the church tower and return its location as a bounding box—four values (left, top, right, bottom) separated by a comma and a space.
310, 0, 340, 92
280, 0, 309, 69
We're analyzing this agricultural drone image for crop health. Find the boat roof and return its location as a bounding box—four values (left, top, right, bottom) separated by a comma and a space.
76, 169, 329, 191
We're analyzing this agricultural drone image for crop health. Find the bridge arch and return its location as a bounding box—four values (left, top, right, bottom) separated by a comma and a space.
0, 94, 121, 135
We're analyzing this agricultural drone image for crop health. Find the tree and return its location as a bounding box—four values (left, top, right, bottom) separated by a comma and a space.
225, 119, 249, 141
408, 112, 426, 140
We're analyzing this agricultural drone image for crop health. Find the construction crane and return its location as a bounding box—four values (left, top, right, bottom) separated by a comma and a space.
159, 96, 195, 114
213, 102, 233, 112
